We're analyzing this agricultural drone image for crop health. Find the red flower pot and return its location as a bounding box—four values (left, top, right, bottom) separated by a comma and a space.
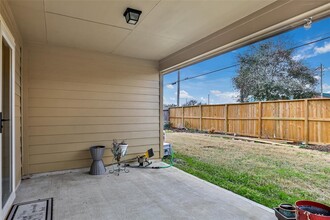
296, 200, 330, 220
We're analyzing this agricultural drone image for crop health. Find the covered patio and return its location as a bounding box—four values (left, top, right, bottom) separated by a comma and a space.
1, 0, 330, 219
15, 163, 274, 220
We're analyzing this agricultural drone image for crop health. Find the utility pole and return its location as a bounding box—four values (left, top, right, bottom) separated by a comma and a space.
320, 64, 323, 98
208, 94, 210, 105
177, 69, 180, 106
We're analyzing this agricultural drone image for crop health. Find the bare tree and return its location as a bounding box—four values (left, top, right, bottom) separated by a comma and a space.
182, 99, 202, 106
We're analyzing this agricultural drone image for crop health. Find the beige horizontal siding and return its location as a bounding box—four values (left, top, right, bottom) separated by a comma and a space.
29, 74, 159, 89
15, 107, 20, 117
28, 108, 159, 117
29, 145, 159, 164
28, 151, 159, 174
28, 49, 160, 88
15, 94, 20, 105
24, 44, 160, 174
15, 73, 21, 86
29, 138, 160, 154
1, 0, 23, 187
29, 131, 159, 146
29, 124, 159, 136
29, 98, 159, 109
29, 79, 159, 95
29, 88, 158, 102
28, 116, 159, 126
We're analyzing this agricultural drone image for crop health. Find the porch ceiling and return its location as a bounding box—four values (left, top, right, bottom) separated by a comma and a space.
8, 0, 277, 60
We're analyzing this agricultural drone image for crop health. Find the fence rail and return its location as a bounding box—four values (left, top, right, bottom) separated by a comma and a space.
169, 98, 330, 145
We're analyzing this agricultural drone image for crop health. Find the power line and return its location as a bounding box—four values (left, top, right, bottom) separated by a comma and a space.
295, 30, 330, 45
167, 34, 330, 85
289, 35, 330, 50
177, 64, 238, 84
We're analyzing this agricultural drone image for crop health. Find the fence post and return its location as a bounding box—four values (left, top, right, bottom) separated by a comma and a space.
258, 102, 262, 138
304, 99, 309, 144
225, 104, 228, 133
199, 105, 202, 131
182, 107, 184, 128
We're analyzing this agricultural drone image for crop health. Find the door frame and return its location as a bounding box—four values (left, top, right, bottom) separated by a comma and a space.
0, 18, 16, 220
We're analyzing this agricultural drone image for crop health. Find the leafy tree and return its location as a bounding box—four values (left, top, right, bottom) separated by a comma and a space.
233, 40, 318, 102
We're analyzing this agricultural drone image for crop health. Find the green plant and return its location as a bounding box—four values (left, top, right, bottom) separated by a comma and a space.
164, 121, 173, 130
299, 144, 308, 149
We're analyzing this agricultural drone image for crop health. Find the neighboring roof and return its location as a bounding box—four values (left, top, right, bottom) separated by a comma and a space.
322, 93, 330, 98
8, 0, 330, 65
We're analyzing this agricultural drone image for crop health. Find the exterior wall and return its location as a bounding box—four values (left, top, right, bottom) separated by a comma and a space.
23, 44, 160, 174
0, 0, 23, 187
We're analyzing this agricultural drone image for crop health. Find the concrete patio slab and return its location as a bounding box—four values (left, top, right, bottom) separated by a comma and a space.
15, 162, 275, 220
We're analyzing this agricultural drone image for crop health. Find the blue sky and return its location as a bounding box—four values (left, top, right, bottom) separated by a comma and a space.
163, 16, 330, 106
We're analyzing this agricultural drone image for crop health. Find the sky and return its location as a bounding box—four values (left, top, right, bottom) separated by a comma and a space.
163, 16, 330, 106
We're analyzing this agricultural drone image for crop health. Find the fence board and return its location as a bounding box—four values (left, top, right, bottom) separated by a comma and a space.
308, 99, 330, 144
169, 98, 330, 145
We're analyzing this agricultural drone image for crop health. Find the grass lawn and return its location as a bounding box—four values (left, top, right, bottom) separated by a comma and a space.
166, 132, 330, 208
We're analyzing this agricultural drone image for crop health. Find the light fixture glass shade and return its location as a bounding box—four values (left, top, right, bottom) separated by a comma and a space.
124, 8, 142, 25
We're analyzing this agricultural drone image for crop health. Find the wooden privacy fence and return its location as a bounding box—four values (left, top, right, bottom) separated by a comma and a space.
169, 98, 330, 145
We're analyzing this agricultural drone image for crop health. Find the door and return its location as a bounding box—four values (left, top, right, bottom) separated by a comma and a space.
0, 23, 15, 219
2, 37, 12, 209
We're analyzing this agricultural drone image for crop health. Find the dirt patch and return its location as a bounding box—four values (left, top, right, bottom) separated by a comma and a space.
203, 145, 217, 149
168, 129, 330, 153
301, 145, 330, 152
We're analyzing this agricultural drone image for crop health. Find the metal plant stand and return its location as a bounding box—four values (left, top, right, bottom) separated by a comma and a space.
109, 140, 129, 176
109, 162, 129, 176
89, 146, 106, 175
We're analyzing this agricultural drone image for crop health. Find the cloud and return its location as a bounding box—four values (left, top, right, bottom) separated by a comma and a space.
293, 52, 315, 61
292, 44, 316, 60
315, 42, 330, 54
323, 67, 330, 72
163, 96, 177, 105
210, 90, 222, 96
166, 84, 174, 89
179, 90, 194, 99
210, 90, 239, 104
210, 90, 238, 98
195, 75, 206, 80
163, 96, 168, 104
293, 41, 330, 61
323, 83, 330, 93
200, 97, 207, 103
